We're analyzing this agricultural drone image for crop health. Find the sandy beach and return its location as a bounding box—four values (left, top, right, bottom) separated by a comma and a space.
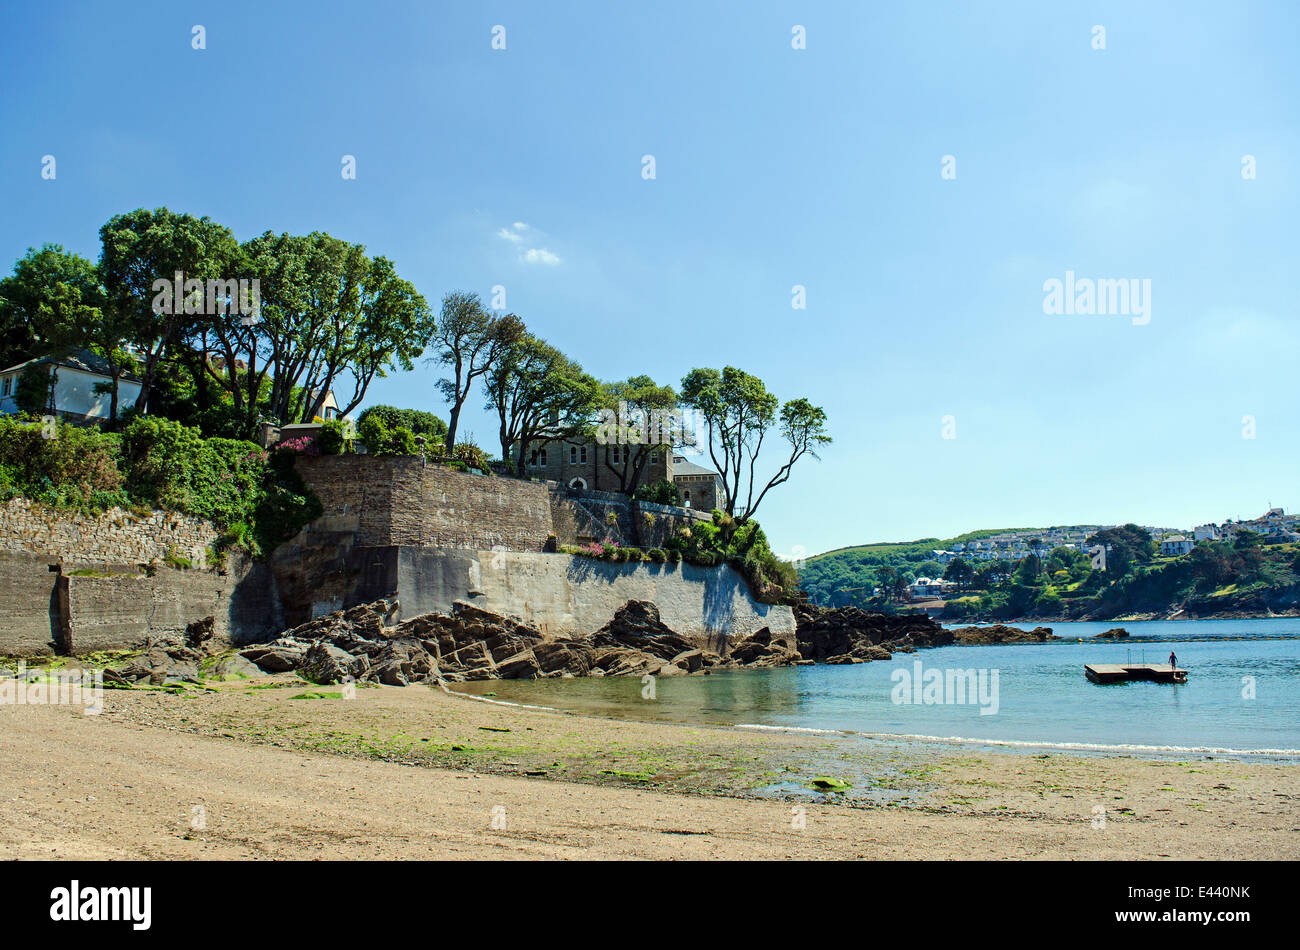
1, 675, 1296, 860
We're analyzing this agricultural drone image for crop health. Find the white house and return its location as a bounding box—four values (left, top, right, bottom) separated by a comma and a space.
1193, 524, 1221, 543
0, 351, 141, 421
1159, 535, 1195, 557
907, 576, 956, 600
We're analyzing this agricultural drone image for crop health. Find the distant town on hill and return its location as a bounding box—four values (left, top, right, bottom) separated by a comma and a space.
798, 507, 1300, 622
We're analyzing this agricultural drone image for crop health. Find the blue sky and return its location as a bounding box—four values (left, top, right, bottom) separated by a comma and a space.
1, 1, 1296, 557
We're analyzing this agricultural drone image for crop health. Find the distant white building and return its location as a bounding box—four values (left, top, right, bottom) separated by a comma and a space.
907, 576, 956, 600
0, 351, 141, 421
1159, 536, 1195, 557
1193, 524, 1221, 543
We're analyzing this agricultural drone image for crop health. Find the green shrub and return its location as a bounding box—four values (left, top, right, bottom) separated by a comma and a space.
15, 365, 51, 415
0, 417, 126, 512
646, 548, 667, 563
358, 405, 447, 442
633, 479, 681, 506
452, 438, 489, 471
357, 414, 417, 456
316, 419, 347, 455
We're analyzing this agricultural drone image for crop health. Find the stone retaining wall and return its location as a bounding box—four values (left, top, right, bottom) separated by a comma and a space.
294, 456, 555, 552
0, 498, 218, 566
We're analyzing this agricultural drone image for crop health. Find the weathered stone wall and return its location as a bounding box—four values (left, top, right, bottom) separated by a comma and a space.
549, 492, 710, 550
294, 456, 555, 552
58, 556, 281, 654
394, 548, 795, 640
0, 547, 281, 657
0, 498, 218, 566
0, 552, 60, 655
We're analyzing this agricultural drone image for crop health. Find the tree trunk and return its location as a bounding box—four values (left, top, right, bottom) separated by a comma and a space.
446, 402, 462, 452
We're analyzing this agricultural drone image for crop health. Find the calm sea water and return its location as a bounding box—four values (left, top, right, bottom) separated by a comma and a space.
452, 618, 1300, 759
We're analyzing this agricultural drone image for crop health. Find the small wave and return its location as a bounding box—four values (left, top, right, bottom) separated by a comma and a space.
735, 724, 1300, 758
735, 724, 840, 735
446, 690, 560, 713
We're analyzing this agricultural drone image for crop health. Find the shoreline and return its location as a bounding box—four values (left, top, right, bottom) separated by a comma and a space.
944, 611, 1300, 624
3, 675, 1296, 859
447, 681, 1300, 764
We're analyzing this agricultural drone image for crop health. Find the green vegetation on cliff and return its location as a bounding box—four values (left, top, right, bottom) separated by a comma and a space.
0, 415, 321, 557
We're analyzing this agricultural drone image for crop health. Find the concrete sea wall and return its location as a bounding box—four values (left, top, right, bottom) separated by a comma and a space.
395, 548, 795, 640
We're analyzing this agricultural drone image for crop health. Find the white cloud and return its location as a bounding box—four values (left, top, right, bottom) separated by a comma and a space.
523, 247, 561, 266
497, 221, 561, 265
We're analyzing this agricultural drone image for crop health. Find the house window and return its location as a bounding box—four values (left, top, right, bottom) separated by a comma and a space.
570, 445, 587, 464
611, 446, 622, 464
580, 446, 587, 463
1, 377, 9, 397
649, 452, 659, 464
570, 446, 577, 464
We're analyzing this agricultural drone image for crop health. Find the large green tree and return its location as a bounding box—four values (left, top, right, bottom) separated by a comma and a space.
428, 291, 524, 451
98, 207, 241, 413
483, 333, 601, 477
219, 231, 431, 430
595, 375, 680, 494
680, 366, 830, 525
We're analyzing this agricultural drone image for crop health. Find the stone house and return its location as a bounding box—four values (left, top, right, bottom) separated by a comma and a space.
521, 439, 672, 493
672, 455, 723, 511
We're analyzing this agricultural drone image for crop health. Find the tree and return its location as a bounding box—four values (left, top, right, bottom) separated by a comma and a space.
944, 557, 975, 592
1086, 524, 1154, 578
358, 405, 447, 446
98, 207, 241, 414
595, 375, 680, 494
680, 366, 830, 525
1016, 553, 1042, 583
0, 244, 134, 420
428, 291, 523, 450
201, 231, 433, 435
876, 565, 899, 602
483, 334, 601, 477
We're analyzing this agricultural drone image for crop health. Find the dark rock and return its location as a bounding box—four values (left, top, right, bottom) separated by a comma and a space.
533, 641, 596, 677
240, 643, 307, 673
299, 642, 367, 684
795, 604, 954, 660
591, 601, 696, 660
185, 616, 215, 649
949, 624, 1059, 644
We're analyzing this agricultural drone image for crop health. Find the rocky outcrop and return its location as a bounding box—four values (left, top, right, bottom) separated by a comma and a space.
234, 598, 807, 685
104, 643, 205, 686
1096, 627, 1130, 639
948, 624, 1058, 644
794, 604, 954, 663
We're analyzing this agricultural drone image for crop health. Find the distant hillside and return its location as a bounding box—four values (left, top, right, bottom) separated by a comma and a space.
799, 528, 1037, 608
799, 525, 1300, 620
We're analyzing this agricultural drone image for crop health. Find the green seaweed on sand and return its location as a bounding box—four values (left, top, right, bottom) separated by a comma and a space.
809, 776, 852, 792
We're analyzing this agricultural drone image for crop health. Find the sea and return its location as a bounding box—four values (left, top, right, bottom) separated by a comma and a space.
450, 618, 1300, 760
